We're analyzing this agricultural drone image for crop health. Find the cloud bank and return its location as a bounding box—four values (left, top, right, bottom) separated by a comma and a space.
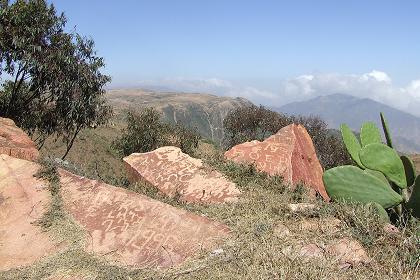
132, 71, 420, 117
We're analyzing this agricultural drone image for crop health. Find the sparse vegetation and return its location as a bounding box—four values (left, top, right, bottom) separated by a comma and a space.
223, 105, 352, 169
112, 108, 200, 157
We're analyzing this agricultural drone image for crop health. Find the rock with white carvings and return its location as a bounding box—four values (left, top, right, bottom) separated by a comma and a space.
225, 124, 329, 201
58, 168, 230, 268
0, 117, 39, 161
124, 146, 240, 204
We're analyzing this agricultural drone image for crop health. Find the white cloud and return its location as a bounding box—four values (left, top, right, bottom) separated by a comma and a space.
129, 71, 420, 117
279, 71, 420, 116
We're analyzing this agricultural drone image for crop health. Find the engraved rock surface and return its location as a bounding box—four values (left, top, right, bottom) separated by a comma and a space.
0, 117, 39, 161
224, 124, 329, 201
123, 146, 240, 204
0, 154, 59, 271
58, 169, 230, 268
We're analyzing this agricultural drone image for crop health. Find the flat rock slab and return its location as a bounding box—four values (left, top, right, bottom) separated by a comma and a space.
124, 146, 240, 204
0, 117, 39, 161
0, 154, 59, 271
225, 124, 329, 201
59, 169, 230, 268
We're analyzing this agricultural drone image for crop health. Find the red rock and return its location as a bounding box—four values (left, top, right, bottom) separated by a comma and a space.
225, 124, 329, 201
58, 169, 230, 268
0, 117, 39, 161
325, 238, 370, 268
0, 154, 60, 271
124, 146, 240, 204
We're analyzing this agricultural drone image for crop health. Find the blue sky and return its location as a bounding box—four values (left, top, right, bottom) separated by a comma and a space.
51, 0, 420, 112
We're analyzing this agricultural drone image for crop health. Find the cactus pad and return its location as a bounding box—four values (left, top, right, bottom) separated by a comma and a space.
407, 175, 420, 219
360, 122, 382, 147
401, 155, 416, 187
340, 124, 365, 168
380, 112, 393, 148
359, 143, 407, 189
323, 165, 403, 209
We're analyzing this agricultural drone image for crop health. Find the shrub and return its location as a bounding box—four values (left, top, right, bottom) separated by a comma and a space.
223, 105, 352, 169
113, 108, 200, 156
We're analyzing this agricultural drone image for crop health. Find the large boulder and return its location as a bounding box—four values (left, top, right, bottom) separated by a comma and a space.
0, 117, 39, 161
224, 124, 329, 201
0, 154, 60, 271
124, 146, 240, 204
0, 154, 230, 270
58, 168, 230, 268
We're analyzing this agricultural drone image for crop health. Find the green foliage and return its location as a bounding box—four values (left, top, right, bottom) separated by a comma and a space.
112, 108, 200, 156
324, 112, 420, 224
323, 166, 402, 209
223, 105, 352, 169
359, 143, 407, 188
340, 124, 365, 168
380, 112, 394, 148
360, 122, 382, 147
0, 0, 111, 159
367, 202, 391, 223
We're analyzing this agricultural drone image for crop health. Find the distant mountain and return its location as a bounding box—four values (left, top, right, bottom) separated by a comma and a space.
107, 89, 253, 145
274, 94, 420, 153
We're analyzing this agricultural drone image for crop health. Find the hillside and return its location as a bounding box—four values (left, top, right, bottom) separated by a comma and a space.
107, 89, 253, 146
275, 94, 420, 153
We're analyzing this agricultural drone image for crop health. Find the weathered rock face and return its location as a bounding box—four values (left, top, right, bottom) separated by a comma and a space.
124, 146, 240, 204
224, 124, 329, 201
59, 169, 230, 268
0, 154, 59, 271
0, 117, 39, 161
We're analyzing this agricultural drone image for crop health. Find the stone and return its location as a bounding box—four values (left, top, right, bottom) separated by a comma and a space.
0, 117, 39, 161
273, 223, 291, 239
383, 223, 400, 235
225, 124, 329, 201
0, 154, 60, 271
58, 169, 230, 268
124, 146, 240, 204
325, 238, 371, 268
287, 203, 317, 213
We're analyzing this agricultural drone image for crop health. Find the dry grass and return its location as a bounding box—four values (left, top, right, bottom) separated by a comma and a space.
2, 128, 418, 280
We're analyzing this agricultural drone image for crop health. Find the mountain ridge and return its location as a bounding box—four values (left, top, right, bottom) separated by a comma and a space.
275, 93, 420, 153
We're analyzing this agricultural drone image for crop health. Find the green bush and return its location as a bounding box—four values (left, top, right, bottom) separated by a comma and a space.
113, 108, 200, 156
223, 105, 351, 169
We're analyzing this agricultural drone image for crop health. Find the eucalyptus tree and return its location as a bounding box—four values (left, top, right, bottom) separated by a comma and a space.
0, 0, 112, 158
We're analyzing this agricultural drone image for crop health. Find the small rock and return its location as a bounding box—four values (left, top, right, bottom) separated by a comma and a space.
288, 203, 317, 213
325, 238, 370, 268
300, 243, 324, 259
273, 223, 291, 239
383, 223, 400, 235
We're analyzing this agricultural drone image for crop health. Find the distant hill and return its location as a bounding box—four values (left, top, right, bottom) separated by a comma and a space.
274, 93, 420, 153
107, 89, 253, 145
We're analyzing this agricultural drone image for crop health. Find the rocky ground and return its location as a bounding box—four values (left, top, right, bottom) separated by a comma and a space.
0, 117, 418, 280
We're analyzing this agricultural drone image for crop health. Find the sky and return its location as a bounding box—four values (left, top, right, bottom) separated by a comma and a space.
51, 0, 420, 114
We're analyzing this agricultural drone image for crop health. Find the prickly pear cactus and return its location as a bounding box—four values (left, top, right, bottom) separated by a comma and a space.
380, 112, 393, 148
359, 143, 407, 189
340, 124, 365, 168
323, 165, 403, 209
367, 202, 390, 222
401, 155, 416, 187
360, 122, 382, 147
407, 175, 420, 219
